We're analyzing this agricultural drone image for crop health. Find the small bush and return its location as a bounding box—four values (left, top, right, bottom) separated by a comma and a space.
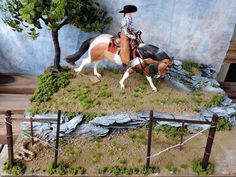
63, 112, 80, 120
118, 159, 126, 165
97, 165, 160, 175
90, 153, 102, 164
3, 160, 26, 176
216, 117, 232, 131
166, 162, 178, 174
182, 61, 201, 76
169, 98, 188, 105
30, 68, 75, 104
192, 158, 214, 176
47, 162, 85, 175
204, 94, 224, 108
155, 125, 189, 143
180, 163, 188, 170
84, 112, 97, 123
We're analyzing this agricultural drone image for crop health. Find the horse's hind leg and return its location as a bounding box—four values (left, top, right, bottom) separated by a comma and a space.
74, 57, 91, 73
93, 61, 101, 78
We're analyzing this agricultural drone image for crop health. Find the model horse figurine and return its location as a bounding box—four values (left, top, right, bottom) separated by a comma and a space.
65, 31, 173, 91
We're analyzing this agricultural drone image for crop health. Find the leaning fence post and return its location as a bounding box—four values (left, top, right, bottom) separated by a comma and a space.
180, 120, 185, 151
5, 110, 14, 168
30, 117, 34, 145
53, 110, 61, 168
202, 113, 218, 169
146, 110, 154, 169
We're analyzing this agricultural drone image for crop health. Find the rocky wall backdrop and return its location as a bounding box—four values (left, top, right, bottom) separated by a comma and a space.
0, 0, 236, 74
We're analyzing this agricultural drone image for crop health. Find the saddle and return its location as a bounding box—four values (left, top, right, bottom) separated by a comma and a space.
108, 32, 139, 58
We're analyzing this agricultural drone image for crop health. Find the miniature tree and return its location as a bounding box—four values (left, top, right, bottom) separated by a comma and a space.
0, 0, 112, 72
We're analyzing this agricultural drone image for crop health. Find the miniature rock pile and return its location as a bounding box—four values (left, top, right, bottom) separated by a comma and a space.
166, 60, 223, 92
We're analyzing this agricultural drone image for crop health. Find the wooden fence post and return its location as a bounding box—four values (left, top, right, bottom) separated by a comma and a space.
202, 113, 218, 169
5, 110, 14, 168
30, 117, 34, 145
180, 121, 185, 151
53, 110, 61, 168
146, 110, 154, 169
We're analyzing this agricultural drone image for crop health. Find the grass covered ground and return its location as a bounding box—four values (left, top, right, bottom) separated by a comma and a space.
29, 68, 220, 119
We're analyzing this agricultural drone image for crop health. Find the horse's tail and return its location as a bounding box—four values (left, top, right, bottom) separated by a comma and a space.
65, 37, 94, 62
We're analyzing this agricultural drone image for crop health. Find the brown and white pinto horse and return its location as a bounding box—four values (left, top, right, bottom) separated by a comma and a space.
65, 32, 172, 91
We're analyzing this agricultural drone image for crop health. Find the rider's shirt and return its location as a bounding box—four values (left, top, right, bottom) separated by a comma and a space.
121, 15, 137, 39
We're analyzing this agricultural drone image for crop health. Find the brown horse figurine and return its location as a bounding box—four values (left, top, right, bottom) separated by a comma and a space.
65, 31, 173, 91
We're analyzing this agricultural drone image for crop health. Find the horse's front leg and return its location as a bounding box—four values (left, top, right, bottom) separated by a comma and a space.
146, 76, 157, 92
119, 67, 134, 88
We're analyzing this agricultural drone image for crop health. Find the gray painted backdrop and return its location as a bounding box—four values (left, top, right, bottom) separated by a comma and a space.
0, 0, 236, 74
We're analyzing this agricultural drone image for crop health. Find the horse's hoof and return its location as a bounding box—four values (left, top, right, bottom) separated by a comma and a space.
74, 68, 81, 73
95, 73, 102, 78
152, 88, 157, 92
120, 85, 125, 89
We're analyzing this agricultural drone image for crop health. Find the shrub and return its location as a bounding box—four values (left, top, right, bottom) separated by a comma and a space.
3, 160, 26, 176
216, 117, 232, 131
204, 94, 224, 108
180, 163, 188, 170
165, 162, 178, 174
47, 162, 85, 175
30, 68, 75, 104
182, 61, 201, 76
97, 165, 160, 175
63, 112, 80, 120
90, 153, 102, 164
192, 158, 214, 176
84, 112, 97, 123
118, 159, 127, 165
155, 125, 189, 143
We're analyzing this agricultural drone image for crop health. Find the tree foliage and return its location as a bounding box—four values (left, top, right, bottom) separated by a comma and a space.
1, 0, 112, 38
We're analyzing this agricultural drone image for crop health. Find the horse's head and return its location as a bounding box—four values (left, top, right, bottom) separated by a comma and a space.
156, 58, 173, 78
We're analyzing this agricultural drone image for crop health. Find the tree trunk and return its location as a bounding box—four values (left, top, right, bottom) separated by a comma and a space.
51, 30, 61, 72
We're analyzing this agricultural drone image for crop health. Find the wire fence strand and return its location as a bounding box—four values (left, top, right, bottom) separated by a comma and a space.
148, 126, 210, 158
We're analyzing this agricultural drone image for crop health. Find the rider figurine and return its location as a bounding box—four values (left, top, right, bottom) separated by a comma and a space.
119, 5, 138, 66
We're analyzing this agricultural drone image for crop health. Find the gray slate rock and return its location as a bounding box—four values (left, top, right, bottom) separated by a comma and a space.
221, 97, 233, 106
90, 113, 132, 126
209, 107, 236, 117
72, 124, 109, 138
202, 86, 225, 93
60, 114, 84, 134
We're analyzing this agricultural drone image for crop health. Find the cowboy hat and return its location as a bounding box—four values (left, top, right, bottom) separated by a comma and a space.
119, 5, 137, 13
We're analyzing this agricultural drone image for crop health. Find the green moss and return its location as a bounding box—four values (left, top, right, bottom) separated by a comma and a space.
30, 68, 75, 104
192, 158, 214, 176
155, 125, 190, 143
182, 61, 201, 76
180, 163, 188, 170
84, 112, 97, 123
47, 162, 85, 175
204, 94, 224, 108
98, 165, 160, 175
216, 117, 232, 131
2, 160, 25, 176
118, 159, 127, 165
166, 162, 179, 174
63, 111, 80, 120
29, 68, 75, 115
90, 153, 102, 164
168, 98, 189, 105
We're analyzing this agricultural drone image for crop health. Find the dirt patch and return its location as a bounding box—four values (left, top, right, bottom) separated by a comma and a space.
18, 127, 236, 176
